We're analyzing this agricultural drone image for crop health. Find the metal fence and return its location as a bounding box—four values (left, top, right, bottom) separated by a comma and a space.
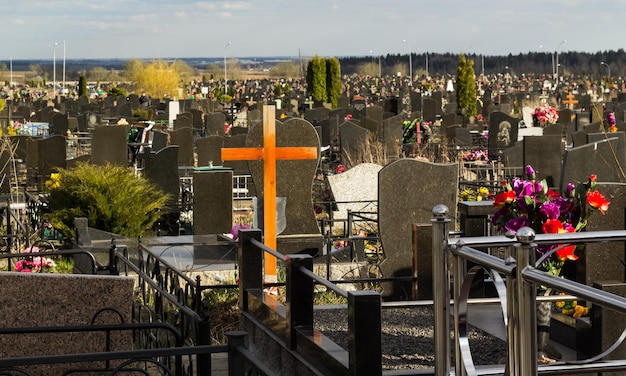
432, 204, 626, 376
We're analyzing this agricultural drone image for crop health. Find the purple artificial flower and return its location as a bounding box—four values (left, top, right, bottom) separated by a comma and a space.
505, 216, 529, 233
607, 112, 616, 127
525, 165, 536, 180
512, 178, 534, 197
231, 223, 251, 241
565, 183, 575, 198
539, 201, 561, 220
534, 180, 543, 194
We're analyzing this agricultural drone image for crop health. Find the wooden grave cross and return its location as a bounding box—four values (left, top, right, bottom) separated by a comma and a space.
562, 92, 579, 110
221, 105, 318, 280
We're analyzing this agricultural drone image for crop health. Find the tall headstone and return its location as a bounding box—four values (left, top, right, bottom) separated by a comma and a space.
561, 138, 626, 191
37, 135, 67, 177
193, 169, 233, 235
523, 135, 563, 189
340, 121, 370, 166
378, 159, 458, 300
143, 146, 180, 212
422, 98, 437, 123
246, 118, 322, 254
169, 127, 195, 167
90, 126, 128, 166
488, 111, 519, 158
205, 112, 226, 136
196, 135, 224, 167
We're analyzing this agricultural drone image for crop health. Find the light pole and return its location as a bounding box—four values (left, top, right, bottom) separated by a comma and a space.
53, 42, 58, 98
62, 40, 66, 95
555, 40, 566, 85
224, 41, 231, 94
402, 39, 412, 85
9, 56, 12, 88
425, 52, 429, 77
601, 61, 610, 81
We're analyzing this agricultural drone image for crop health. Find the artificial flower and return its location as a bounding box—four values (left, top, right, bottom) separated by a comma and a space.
491, 165, 609, 276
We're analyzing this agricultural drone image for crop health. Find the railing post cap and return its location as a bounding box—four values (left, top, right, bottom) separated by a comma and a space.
432, 204, 449, 219
516, 227, 535, 243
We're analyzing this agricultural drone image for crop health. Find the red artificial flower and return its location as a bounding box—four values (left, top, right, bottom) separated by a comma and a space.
590, 174, 597, 183
493, 190, 516, 208
546, 189, 561, 200
542, 219, 578, 261
587, 190, 610, 215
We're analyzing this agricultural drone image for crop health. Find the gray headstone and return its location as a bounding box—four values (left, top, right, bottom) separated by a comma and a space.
37, 135, 67, 177
422, 98, 437, 123
557, 108, 573, 125
501, 141, 523, 172
173, 116, 192, 131
90, 126, 127, 166
205, 112, 226, 136
561, 138, 626, 191
247, 118, 322, 254
51, 112, 69, 136
340, 121, 370, 166
151, 130, 169, 152
378, 159, 458, 300
382, 115, 403, 159
523, 136, 563, 189
222, 134, 249, 174
143, 146, 180, 212
365, 105, 383, 124
410, 92, 422, 112
193, 169, 233, 235
454, 128, 472, 146
304, 107, 329, 124
119, 102, 133, 118
196, 136, 224, 167
169, 127, 195, 167
359, 116, 380, 137
542, 123, 564, 137
488, 111, 519, 156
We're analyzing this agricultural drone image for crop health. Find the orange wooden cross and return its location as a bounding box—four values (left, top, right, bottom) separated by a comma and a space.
221, 105, 318, 280
562, 92, 579, 110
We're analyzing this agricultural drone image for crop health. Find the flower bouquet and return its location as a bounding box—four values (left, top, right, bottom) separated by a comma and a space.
532, 105, 559, 127
491, 165, 610, 275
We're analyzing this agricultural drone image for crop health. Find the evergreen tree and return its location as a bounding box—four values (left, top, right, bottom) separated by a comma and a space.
306, 55, 327, 102
326, 57, 341, 108
78, 75, 88, 97
456, 54, 477, 116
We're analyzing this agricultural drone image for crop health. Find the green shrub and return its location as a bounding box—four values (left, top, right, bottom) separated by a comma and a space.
44, 162, 171, 239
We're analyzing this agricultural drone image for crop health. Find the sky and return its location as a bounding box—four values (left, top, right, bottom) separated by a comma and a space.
2, 0, 626, 61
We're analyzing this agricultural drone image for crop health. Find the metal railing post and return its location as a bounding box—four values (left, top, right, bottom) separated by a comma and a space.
286, 254, 313, 350
226, 331, 248, 376
348, 290, 382, 376
453, 238, 466, 376
515, 227, 538, 376
238, 229, 263, 311
432, 204, 451, 375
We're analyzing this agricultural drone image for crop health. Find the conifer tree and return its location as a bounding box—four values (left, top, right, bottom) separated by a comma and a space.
78, 75, 88, 97
306, 55, 327, 102
456, 54, 477, 116
326, 57, 341, 108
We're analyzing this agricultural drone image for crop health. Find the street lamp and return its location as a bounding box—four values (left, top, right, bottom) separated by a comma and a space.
62, 40, 66, 96
601, 61, 611, 81
53, 42, 58, 98
555, 40, 566, 85
402, 39, 412, 85
224, 41, 231, 94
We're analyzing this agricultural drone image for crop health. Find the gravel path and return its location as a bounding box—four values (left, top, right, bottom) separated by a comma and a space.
314, 305, 507, 371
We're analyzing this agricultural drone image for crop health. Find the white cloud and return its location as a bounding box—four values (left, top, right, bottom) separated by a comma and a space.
12, 19, 25, 25
219, 12, 232, 18
174, 12, 188, 19
223, 2, 251, 10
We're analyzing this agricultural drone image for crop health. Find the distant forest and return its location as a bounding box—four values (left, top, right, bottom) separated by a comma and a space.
4, 49, 624, 80
338, 49, 625, 78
